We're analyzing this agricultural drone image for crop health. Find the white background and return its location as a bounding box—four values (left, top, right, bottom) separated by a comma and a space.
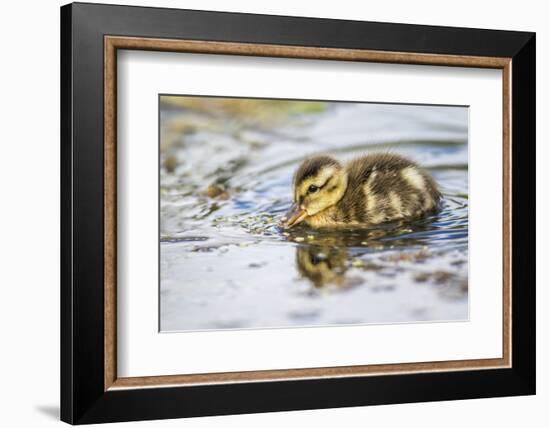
0, 0, 546, 427
118, 51, 502, 377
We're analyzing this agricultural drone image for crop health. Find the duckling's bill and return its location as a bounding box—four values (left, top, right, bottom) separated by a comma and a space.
282, 203, 308, 229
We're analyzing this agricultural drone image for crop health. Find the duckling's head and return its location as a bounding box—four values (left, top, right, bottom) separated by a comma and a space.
283, 155, 348, 229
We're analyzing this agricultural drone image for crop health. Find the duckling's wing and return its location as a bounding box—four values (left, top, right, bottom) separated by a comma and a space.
342, 153, 440, 224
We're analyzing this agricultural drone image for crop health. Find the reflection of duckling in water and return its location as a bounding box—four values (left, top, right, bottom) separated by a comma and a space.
282, 153, 440, 229
296, 246, 348, 287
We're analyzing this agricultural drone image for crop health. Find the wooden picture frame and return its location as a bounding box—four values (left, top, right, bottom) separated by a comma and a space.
61, 2, 535, 424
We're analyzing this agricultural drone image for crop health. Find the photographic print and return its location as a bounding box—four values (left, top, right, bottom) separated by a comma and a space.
62, 6, 534, 422
159, 95, 468, 332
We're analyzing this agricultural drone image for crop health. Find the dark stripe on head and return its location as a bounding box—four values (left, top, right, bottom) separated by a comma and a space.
294, 156, 340, 186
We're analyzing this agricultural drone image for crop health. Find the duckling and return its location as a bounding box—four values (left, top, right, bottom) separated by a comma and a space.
282, 153, 440, 229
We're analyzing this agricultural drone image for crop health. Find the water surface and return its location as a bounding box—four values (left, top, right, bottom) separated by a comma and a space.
159, 97, 468, 332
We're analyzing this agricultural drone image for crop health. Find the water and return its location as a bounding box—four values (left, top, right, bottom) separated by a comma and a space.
159, 97, 468, 332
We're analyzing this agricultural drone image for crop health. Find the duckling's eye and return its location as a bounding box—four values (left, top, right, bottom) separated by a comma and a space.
308, 185, 319, 194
